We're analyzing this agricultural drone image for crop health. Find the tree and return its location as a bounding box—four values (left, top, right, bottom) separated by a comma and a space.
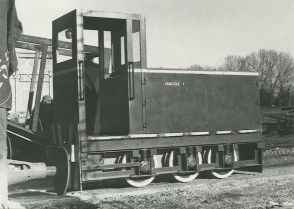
221, 55, 247, 71
245, 50, 294, 106
187, 64, 213, 71
188, 49, 294, 107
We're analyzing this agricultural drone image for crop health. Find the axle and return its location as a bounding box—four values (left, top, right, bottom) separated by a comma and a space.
8, 160, 56, 185
7, 146, 70, 196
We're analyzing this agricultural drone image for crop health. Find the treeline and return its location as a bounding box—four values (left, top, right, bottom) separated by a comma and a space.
188, 49, 294, 107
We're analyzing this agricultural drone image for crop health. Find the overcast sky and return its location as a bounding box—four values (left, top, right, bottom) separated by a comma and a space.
16, 0, 294, 68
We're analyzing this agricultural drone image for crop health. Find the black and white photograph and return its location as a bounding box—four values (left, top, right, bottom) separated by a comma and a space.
0, 0, 294, 208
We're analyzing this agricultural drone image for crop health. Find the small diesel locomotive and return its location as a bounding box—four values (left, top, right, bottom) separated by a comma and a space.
50, 10, 262, 191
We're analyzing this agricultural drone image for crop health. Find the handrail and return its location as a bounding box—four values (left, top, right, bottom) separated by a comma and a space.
128, 62, 135, 100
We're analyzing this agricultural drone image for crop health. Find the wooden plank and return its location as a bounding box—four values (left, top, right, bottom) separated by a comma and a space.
16, 34, 103, 57
18, 35, 51, 45
18, 34, 99, 54
31, 45, 48, 132
16, 42, 42, 51
16, 41, 72, 57
26, 50, 40, 124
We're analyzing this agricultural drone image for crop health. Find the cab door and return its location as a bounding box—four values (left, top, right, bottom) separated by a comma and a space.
84, 13, 147, 135
126, 17, 148, 134
52, 10, 79, 124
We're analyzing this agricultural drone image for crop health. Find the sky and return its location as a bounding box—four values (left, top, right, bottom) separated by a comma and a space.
15, 0, 294, 69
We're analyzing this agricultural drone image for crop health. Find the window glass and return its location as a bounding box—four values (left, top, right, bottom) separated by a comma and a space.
104, 31, 112, 78
84, 30, 99, 64
57, 28, 73, 63
121, 36, 125, 65
132, 20, 141, 67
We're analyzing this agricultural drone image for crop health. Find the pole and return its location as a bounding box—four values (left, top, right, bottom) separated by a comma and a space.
26, 49, 40, 125
32, 44, 48, 132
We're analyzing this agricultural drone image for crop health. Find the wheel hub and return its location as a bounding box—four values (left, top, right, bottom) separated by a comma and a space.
187, 156, 197, 168
224, 154, 233, 165
140, 161, 150, 172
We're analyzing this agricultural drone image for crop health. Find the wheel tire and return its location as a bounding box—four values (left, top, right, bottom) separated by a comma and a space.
121, 154, 157, 187
204, 148, 239, 179
168, 150, 202, 183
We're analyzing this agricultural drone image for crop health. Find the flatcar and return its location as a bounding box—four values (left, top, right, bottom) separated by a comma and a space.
48, 10, 263, 191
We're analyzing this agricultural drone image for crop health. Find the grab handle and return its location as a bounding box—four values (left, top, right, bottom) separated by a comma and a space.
78, 60, 85, 100
128, 62, 135, 100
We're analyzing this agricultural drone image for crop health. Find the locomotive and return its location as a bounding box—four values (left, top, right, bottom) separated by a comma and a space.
7, 9, 262, 194
51, 10, 262, 191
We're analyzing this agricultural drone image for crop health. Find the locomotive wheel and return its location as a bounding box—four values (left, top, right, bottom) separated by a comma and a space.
168, 151, 202, 183
53, 146, 70, 195
121, 154, 157, 187
204, 148, 239, 179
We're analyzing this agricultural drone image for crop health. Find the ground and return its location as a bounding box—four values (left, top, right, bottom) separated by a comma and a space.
8, 135, 294, 209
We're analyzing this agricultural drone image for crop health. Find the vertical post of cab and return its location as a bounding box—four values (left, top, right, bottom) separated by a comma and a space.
126, 18, 135, 133
75, 9, 84, 191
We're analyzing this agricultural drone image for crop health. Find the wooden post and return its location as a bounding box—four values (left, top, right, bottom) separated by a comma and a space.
26, 49, 40, 124
31, 44, 48, 132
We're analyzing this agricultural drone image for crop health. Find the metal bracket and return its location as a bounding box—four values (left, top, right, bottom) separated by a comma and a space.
180, 147, 186, 154
218, 145, 224, 152
132, 150, 140, 158
70, 144, 76, 162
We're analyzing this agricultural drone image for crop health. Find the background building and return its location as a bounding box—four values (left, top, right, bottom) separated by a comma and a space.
9, 52, 53, 115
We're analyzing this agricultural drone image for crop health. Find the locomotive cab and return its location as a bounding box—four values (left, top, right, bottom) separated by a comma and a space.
53, 10, 146, 137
